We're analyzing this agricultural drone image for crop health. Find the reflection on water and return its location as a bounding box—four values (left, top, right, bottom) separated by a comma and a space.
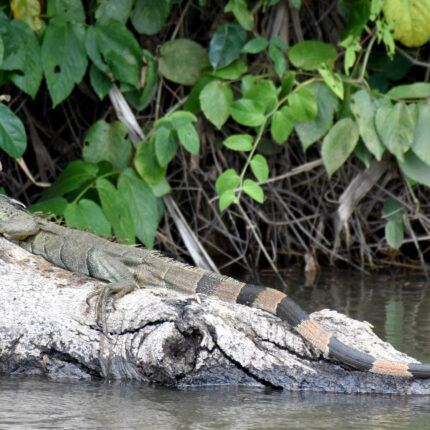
1, 377, 430, 430
1, 269, 430, 429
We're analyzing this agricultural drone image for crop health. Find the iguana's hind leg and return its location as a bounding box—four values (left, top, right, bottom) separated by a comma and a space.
86, 281, 138, 331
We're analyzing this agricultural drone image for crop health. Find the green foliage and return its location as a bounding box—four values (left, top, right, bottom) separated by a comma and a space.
0, 102, 27, 158
2, 0, 430, 256
209, 22, 246, 70
159, 39, 209, 86
199, 81, 233, 129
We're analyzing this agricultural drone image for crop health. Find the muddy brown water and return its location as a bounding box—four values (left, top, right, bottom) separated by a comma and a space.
1, 269, 430, 429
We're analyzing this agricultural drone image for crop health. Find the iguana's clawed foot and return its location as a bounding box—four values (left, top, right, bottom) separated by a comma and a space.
86, 281, 137, 332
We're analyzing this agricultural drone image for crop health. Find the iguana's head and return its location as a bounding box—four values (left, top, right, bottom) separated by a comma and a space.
0, 194, 40, 240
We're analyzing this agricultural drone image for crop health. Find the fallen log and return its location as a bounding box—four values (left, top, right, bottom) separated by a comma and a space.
1, 237, 429, 394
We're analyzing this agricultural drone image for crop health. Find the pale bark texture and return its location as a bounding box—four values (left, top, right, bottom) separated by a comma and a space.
1, 237, 430, 394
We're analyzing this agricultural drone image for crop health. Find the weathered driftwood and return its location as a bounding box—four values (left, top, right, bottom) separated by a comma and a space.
1, 237, 429, 394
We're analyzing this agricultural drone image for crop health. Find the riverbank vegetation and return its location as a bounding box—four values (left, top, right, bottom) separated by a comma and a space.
1, 0, 430, 276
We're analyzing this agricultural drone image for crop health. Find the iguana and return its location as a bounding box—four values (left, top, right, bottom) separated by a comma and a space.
0, 194, 429, 378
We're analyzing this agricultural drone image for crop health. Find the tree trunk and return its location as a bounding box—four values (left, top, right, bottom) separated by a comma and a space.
1, 237, 429, 394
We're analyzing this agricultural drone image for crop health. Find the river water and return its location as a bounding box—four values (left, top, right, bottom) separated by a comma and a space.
1, 269, 430, 429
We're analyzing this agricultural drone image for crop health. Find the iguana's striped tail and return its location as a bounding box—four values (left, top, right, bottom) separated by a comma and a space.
191, 274, 430, 378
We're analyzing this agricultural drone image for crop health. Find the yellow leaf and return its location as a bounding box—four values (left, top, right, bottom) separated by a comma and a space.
383, 0, 430, 47
11, 0, 42, 33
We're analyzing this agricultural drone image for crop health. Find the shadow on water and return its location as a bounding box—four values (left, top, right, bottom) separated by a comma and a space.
1, 269, 430, 429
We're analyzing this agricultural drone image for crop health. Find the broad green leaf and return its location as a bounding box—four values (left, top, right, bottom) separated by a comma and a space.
289, 41, 337, 70
47, 0, 85, 23
230, 99, 265, 126
89, 64, 112, 100
159, 39, 209, 86
209, 21, 246, 69
95, 0, 133, 24
382, 197, 404, 223
322, 118, 359, 177
118, 168, 160, 248
199, 81, 233, 129
268, 44, 286, 78
243, 179, 264, 203
0, 18, 43, 98
96, 178, 135, 244
177, 123, 200, 154
83, 120, 131, 170
351, 90, 385, 160
40, 160, 99, 201
241, 38, 268, 53
85, 19, 140, 88
224, 0, 253, 30
398, 150, 430, 187
124, 49, 158, 111
271, 106, 294, 144
11, 0, 42, 32
184, 76, 215, 113
135, 139, 166, 185
219, 189, 236, 211
29, 197, 68, 216
0, 102, 26, 158
209, 60, 247, 80
317, 65, 344, 100
64, 199, 111, 237
130, 0, 170, 35
412, 103, 430, 165
387, 82, 430, 99
383, 0, 430, 47
154, 127, 179, 167
149, 177, 171, 198
250, 154, 269, 182
155, 111, 197, 130
0, 35, 3, 66
295, 82, 338, 150
288, 87, 317, 122
241, 74, 259, 94
281, 71, 296, 96
223, 134, 253, 151
385, 220, 404, 249
215, 169, 240, 196
243, 79, 278, 111
375, 102, 416, 162
42, 17, 87, 107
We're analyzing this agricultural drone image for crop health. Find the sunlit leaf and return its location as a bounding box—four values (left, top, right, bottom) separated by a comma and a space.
250, 154, 269, 182
199, 81, 233, 129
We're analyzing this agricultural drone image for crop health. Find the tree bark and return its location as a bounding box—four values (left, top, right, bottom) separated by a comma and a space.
1, 237, 430, 394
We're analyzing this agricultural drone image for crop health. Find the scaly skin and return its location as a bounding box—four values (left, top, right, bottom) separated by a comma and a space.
1, 194, 430, 378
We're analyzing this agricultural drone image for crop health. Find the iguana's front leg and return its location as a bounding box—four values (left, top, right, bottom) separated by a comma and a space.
84, 249, 141, 331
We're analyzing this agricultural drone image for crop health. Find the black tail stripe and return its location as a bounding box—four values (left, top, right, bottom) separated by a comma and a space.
196, 274, 223, 295
328, 337, 374, 371
407, 363, 430, 378
236, 283, 265, 306
276, 296, 309, 327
